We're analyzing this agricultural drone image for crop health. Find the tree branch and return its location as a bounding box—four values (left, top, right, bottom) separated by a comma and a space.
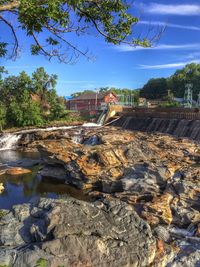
0, 14, 19, 58
0, 1, 20, 12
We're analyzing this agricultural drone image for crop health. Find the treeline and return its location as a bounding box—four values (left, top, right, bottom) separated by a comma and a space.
71, 87, 140, 102
0, 67, 71, 130
140, 63, 200, 100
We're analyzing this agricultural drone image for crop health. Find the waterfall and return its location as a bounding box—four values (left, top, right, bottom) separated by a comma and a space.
0, 126, 75, 151
97, 110, 107, 125
0, 133, 22, 151
0, 124, 101, 151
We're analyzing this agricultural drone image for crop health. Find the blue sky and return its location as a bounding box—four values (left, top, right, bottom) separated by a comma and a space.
1, 0, 200, 96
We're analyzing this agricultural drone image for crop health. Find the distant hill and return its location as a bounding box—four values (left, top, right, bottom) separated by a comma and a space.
140, 63, 200, 100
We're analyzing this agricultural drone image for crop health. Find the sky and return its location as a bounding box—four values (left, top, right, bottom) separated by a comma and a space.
1, 0, 200, 96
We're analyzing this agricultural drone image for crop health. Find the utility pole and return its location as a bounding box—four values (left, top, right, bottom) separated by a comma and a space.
95, 89, 99, 110
184, 83, 193, 108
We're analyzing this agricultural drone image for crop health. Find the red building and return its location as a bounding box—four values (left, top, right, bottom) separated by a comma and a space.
68, 91, 118, 111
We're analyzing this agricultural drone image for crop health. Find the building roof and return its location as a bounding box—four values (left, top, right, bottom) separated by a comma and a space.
71, 91, 116, 101
64, 96, 73, 100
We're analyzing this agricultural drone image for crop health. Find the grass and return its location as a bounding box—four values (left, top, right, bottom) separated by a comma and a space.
0, 210, 7, 218
35, 258, 47, 267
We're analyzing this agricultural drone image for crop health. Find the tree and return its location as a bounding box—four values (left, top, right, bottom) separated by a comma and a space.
71, 90, 95, 98
139, 63, 200, 101
140, 78, 168, 99
0, 71, 33, 106
6, 83, 43, 127
32, 67, 57, 105
0, 0, 155, 62
168, 63, 200, 100
0, 102, 6, 130
0, 67, 66, 128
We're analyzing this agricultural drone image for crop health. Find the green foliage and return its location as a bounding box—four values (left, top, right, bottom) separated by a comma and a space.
0, 0, 153, 62
0, 66, 69, 129
0, 42, 7, 58
140, 78, 168, 99
0, 102, 6, 131
49, 101, 66, 121
71, 90, 95, 98
0, 210, 7, 218
168, 63, 200, 99
35, 258, 47, 267
7, 99, 43, 127
140, 63, 200, 101
159, 101, 181, 108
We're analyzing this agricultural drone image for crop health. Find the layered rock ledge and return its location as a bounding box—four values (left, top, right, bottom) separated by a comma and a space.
1, 126, 200, 266
0, 197, 156, 267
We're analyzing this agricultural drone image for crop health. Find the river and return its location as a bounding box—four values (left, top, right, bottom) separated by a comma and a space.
0, 150, 90, 209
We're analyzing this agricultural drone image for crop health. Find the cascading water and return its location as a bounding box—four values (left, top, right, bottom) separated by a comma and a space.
0, 126, 76, 151
0, 133, 22, 151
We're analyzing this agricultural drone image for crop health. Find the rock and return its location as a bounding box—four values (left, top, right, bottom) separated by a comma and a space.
0, 164, 9, 176
153, 225, 171, 242
189, 153, 200, 163
0, 183, 4, 194
1, 127, 200, 266
39, 165, 67, 183
142, 192, 173, 226
168, 167, 200, 226
8, 158, 40, 168
0, 197, 156, 267
167, 238, 200, 267
6, 167, 32, 175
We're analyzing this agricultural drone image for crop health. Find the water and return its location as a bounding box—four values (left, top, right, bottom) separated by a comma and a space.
14, 125, 75, 134
0, 134, 22, 151
0, 151, 89, 209
0, 126, 76, 151
82, 122, 101, 127
97, 110, 107, 125
0, 125, 103, 151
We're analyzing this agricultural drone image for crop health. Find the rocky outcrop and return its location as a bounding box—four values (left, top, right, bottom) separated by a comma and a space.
0, 197, 156, 267
1, 126, 200, 266
36, 128, 198, 195
25, 127, 200, 266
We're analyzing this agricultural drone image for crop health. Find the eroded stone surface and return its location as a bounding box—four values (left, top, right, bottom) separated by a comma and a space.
0, 197, 156, 267
2, 126, 200, 266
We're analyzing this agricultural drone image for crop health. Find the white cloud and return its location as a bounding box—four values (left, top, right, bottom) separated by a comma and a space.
145, 3, 200, 15
185, 52, 200, 60
139, 60, 200, 70
114, 43, 200, 52
140, 21, 200, 31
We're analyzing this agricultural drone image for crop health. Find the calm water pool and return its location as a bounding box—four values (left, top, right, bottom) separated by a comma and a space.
0, 150, 89, 209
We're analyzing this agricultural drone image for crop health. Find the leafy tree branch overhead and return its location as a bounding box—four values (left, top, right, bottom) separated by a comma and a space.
0, 0, 160, 63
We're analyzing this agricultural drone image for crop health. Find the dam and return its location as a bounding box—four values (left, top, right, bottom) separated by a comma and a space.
110, 107, 200, 141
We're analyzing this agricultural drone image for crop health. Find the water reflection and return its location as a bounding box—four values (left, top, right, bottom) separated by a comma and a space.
0, 151, 89, 209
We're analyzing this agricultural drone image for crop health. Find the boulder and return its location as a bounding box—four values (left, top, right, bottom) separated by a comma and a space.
6, 167, 32, 176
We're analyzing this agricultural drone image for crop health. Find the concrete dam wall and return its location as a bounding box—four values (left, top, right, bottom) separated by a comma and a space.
111, 109, 200, 141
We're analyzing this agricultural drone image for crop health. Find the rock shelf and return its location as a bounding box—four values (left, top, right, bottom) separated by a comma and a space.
0, 126, 200, 266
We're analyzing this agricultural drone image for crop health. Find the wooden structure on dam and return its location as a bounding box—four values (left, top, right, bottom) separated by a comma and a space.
121, 107, 200, 121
